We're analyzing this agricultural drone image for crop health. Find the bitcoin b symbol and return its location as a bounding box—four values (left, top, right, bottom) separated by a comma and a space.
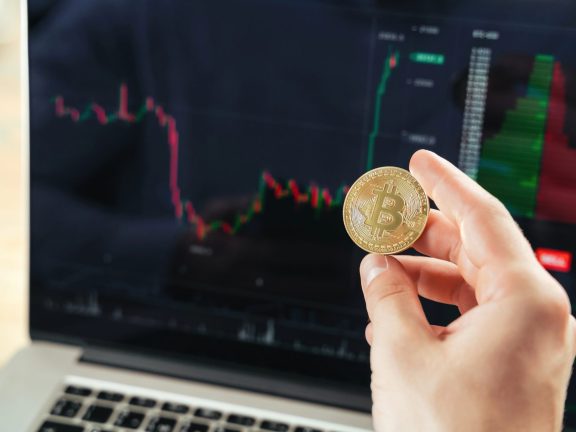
364, 182, 405, 239
343, 166, 429, 254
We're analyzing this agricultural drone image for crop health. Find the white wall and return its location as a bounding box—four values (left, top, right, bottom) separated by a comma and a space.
0, 0, 26, 367
0, 0, 19, 44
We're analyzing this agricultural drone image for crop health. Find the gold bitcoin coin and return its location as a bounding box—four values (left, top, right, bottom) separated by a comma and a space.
343, 167, 429, 255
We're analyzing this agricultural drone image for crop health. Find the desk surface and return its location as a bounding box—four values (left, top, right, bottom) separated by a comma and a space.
0, 8, 28, 367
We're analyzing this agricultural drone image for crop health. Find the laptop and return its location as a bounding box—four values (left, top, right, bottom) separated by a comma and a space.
2, 0, 576, 430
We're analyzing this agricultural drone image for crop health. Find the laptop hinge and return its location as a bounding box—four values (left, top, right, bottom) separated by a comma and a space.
81, 346, 370, 412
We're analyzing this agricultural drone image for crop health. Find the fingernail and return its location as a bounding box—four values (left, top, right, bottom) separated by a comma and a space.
362, 256, 389, 287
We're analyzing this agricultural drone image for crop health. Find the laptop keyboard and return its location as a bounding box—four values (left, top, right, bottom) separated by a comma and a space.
36, 384, 326, 432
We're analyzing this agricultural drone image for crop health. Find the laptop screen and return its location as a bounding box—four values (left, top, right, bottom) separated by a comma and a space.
29, 0, 576, 414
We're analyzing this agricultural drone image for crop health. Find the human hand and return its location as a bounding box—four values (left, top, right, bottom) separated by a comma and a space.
360, 150, 576, 432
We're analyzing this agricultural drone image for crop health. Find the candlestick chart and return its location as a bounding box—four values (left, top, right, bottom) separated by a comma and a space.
366, 50, 399, 170
53, 85, 351, 240
51, 50, 399, 240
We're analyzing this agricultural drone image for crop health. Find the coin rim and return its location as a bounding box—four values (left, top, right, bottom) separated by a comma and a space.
342, 166, 430, 255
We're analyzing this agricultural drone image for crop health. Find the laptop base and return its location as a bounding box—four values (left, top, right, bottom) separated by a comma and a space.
0, 342, 372, 432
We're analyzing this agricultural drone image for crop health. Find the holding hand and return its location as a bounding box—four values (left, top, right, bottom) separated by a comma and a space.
360, 150, 576, 432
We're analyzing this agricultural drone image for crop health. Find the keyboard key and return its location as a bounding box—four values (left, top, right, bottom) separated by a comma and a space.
261, 421, 290, 432
97, 391, 124, 402
214, 427, 241, 432
181, 421, 210, 432
129, 396, 157, 408
115, 410, 146, 429
295, 427, 322, 432
50, 398, 82, 418
88, 428, 114, 432
194, 408, 222, 420
37, 420, 84, 432
162, 402, 189, 414
64, 385, 92, 397
227, 414, 256, 427
146, 415, 177, 432
83, 404, 114, 423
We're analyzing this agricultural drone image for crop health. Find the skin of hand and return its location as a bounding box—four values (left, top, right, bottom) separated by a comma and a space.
360, 150, 576, 432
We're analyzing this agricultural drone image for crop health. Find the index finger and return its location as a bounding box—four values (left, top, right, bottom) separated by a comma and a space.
409, 150, 537, 283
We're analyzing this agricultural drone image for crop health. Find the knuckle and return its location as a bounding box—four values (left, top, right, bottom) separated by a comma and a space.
484, 195, 509, 215
499, 266, 572, 329
368, 284, 408, 319
530, 289, 572, 328
369, 283, 407, 303
547, 291, 572, 318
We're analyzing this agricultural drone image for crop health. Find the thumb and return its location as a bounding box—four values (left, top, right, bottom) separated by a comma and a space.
360, 255, 432, 344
